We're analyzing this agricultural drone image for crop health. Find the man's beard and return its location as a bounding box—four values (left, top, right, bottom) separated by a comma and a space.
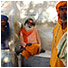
25, 24, 33, 31
60, 13, 67, 23
61, 19, 67, 23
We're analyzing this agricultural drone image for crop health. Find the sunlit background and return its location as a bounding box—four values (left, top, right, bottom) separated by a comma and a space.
1, 1, 60, 66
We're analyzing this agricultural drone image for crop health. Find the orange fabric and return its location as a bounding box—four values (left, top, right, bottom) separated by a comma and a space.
20, 27, 33, 44
22, 50, 30, 60
50, 1, 67, 66
20, 27, 41, 49
22, 44, 40, 60
56, 1, 67, 24
50, 24, 67, 67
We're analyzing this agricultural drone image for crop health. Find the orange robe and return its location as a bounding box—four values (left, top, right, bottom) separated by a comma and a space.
50, 24, 67, 67
20, 27, 41, 60
22, 44, 40, 60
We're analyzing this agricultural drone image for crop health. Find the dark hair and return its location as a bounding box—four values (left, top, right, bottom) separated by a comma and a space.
21, 24, 24, 29
1, 15, 10, 34
6, 22, 10, 34
24, 18, 35, 26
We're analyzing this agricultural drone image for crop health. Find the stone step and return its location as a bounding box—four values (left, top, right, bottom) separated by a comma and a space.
17, 50, 51, 67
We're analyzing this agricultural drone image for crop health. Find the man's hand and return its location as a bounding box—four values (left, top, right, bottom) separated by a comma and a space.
38, 46, 41, 54
26, 43, 32, 47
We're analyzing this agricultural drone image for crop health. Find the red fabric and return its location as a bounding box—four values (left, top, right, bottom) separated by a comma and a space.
20, 28, 33, 44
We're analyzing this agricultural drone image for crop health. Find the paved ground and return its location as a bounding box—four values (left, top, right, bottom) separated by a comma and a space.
1, 50, 51, 67
20, 50, 51, 67
23, 56, 50, 67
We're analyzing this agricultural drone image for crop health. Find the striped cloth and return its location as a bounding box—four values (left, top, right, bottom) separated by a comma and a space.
57, 32, 67, 66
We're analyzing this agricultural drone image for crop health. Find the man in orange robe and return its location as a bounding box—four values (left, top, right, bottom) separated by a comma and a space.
50, 1, 67, 67
20, 18, 41, 60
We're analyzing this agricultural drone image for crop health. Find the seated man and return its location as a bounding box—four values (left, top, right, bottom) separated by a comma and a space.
19, 18, 42, 60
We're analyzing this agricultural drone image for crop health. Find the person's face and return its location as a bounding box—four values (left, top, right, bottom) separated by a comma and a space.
28, 20, 33, 26
1, 19, 7, 26
26, 19, 34, 28
25, 19, 34, 31
59, 5, 67, 23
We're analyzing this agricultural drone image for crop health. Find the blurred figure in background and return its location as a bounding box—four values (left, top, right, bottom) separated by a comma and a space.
1, 15, 12, 67
50, 1, 67, 67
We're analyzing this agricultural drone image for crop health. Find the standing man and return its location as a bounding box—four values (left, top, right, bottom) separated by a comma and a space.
1, 15, 12, 67
1, 15, 10, 49
50, 1, 67, 67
